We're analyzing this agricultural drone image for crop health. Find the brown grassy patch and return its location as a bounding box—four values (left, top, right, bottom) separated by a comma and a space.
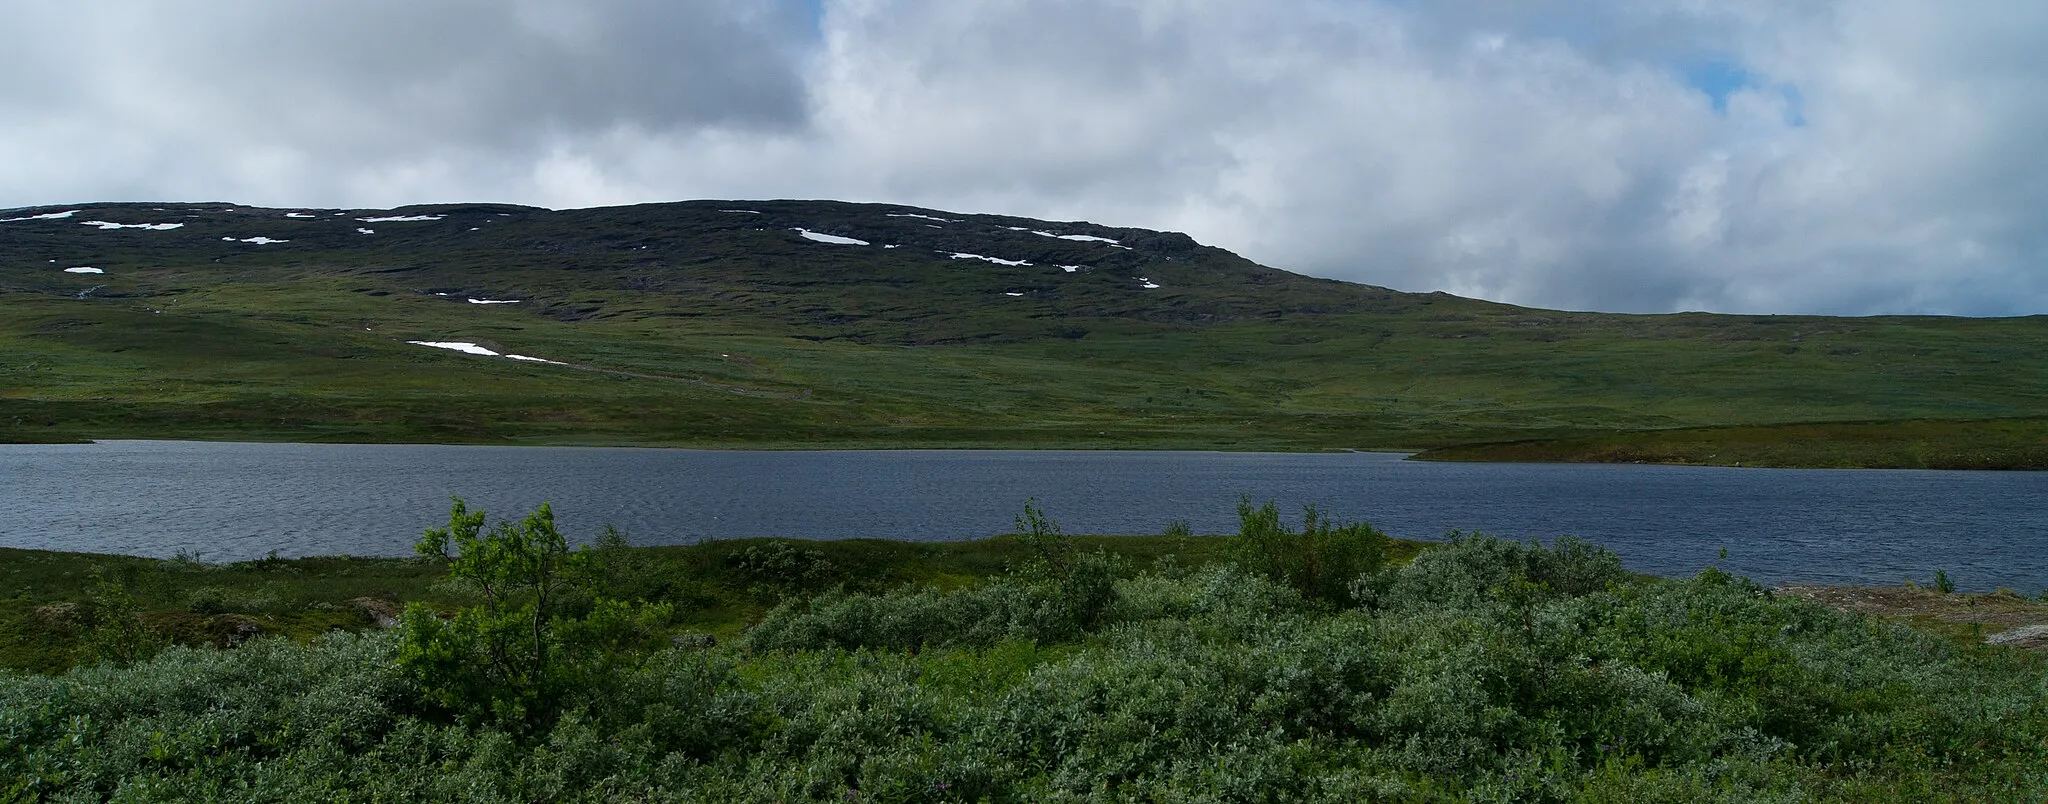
1777, 584, 2048, 649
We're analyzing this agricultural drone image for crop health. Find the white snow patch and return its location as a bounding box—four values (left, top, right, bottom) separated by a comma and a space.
720, 209, 761, 214
80, 220, 183, 230
469, 227, 480, 231
358, 214, 443, 222
886, 213, 960, 223
948, 252, 1033, 267
467, 298, 521, 305
1060, 265, 1083, 273
0, 210, 79, 222
408, 341, 498, 356
925, 225, 942, 229
1003, 226, 1030, 231
1032, 230, 1131, 248
357, 228, 375, 235
1138, 277, 1162, 289
882, 244, 900, 249
227, 236, 290, 244
1003, 292, 1025, 297
793, 228, 869, 246
285, 212, 318, 218
63, 266, 103, 274
409, 340, 566, 366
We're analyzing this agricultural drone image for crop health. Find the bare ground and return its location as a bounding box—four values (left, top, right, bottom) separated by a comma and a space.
1777, 584, 2048, 650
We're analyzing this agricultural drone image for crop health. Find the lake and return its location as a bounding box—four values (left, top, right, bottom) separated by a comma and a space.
3, 440, 2044, 592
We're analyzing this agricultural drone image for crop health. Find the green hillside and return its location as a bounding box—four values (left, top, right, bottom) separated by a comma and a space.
5, 199, 2047, 464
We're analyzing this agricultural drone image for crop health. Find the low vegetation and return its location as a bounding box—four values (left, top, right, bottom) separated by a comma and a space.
9, 200, 2048, 465
1412, 417, 2048, 469
3, 501, 2046, 800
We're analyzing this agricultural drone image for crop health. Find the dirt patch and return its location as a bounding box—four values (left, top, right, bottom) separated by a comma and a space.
1777, 584, 2048, 650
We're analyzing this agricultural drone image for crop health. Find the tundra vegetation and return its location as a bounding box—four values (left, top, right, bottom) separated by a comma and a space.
3, 501, 2045, 801
7, 200, 2048, 467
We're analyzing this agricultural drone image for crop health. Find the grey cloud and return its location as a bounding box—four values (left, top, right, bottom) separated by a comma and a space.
3, 0, 2043, 316
0, 0, 811, 203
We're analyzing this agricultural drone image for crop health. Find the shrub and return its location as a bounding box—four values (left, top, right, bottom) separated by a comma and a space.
399, 498, 673, 730
1355, 532, 1627, 612
80, 567, 161, 668
1231, 497, 1389, 605
727, 539, 835, 598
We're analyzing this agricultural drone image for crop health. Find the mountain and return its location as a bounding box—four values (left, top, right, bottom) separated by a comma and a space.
5, 199, 2047, 466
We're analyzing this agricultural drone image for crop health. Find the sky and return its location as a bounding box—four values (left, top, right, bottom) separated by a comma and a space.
2, 0, 2043, 317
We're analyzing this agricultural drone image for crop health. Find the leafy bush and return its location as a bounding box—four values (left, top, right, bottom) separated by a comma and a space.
80, 567, 161, 668
399, 498, 673, 730
727, 539, 835, 598
5, 521, 2046, 800
1232, 497, 1390, 604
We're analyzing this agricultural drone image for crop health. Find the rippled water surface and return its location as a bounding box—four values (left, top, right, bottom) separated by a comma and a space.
4, 441, 2044, 591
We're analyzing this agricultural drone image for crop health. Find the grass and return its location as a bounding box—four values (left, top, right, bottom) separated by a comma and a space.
1411, 417, 2048, 469
7, 200, 2048, 464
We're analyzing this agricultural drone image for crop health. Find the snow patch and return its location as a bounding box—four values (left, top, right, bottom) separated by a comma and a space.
409, 340, 566, 366
63, 266, 103, 274
285, 212, 317, 218
886, 213, 960, 223
357, 228, 375, 235
467, 298, 521, 305
358, 214, 443, 222
0, 210, 79, 222
80, 220, 183, 231
224, 236, 290, 244
1060, 265, 1082, 273
1003, 292, 1025, 297
1003, 226, 1030, 231
1138, 277, 1161, 289
720, 209, 761, 214
793, 228, 869, 246
948, 252, 1033, 266
409, 341, 498, 356
882, 244, 900, 249
1033, 230, 1131, 248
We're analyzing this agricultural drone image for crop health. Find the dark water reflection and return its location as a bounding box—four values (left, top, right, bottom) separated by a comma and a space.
3, 441, 2044, 592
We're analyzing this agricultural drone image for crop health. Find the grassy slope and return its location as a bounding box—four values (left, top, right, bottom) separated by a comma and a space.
5, 200, 2048, 463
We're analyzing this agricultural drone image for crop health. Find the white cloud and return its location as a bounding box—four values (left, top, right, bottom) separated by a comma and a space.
0, 0, 2042, 315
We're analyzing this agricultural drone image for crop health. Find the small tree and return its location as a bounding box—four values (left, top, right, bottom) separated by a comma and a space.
1009, 499, 1122, 633
81, 566, 160, 668
1231, 497, 1389, 605
400, 497, 671, 729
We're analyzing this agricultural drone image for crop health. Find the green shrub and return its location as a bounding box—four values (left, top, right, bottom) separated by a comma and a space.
80, 567, 161, 668
1231, 497, 1390, 605
399, 498, 674, 730
727, 539, 835, 598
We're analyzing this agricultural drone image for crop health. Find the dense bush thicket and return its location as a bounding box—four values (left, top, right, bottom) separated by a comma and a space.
4, 528, 2046, 800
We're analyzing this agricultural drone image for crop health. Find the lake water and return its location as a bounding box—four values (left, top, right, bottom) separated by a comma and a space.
3, 440, 2044, 592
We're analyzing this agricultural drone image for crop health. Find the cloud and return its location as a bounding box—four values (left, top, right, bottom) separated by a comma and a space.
1, 0, 2042, 316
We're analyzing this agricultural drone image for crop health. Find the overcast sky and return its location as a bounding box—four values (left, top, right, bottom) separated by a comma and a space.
3, 1, 2043, 316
